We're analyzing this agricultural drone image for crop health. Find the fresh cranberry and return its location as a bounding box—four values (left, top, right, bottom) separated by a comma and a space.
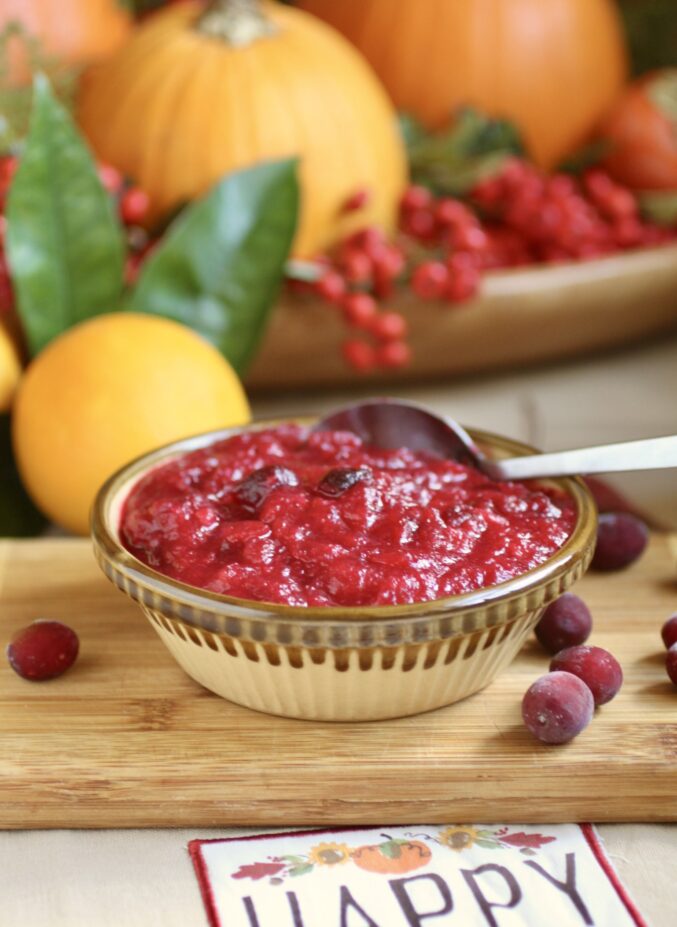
667, 644, 677, 686
522, 671, 594, 744
341, 292, 378, 329
342, 188, 371, 212
449, 224, 489, 253
411, 261, 449, 300
317, 467, 372, 498
315, 270, 346, 303
233, 466, 299, 515
535, 593, 592, 654
120, 187, 150, 225
372, 246, 406, 299
98, 163, 123, 195
341, 249, 372, 284
342, 339, 376, 372
591, 512, 648, 571
400, 185, 433, 213
435, 198, 474, 228
402, 208, 436, 241
661, 615, 677, 650
370, 311, 408, 342
445, 265, 480, 303
550, 645, 623, 707
7, 621, 79, 681
375, 339, 412, 368
345, 226, 385, 256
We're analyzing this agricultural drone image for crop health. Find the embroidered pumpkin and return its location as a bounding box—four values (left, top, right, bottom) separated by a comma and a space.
351, 839, 431, 875
77, 0, 407, 257
1, 0, 131, 82
299, 0, 628, 169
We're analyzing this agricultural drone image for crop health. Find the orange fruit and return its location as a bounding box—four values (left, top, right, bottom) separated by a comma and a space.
13, 313, 251, 535
0, 318, 21, 413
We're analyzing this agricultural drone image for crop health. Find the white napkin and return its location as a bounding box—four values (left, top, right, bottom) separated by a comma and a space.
189, 823, 647, 927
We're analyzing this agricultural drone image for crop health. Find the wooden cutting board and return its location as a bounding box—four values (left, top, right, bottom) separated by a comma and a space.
1, 537, 676, 829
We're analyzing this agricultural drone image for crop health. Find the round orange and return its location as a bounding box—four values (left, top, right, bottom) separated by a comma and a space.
13, 313, 251, 535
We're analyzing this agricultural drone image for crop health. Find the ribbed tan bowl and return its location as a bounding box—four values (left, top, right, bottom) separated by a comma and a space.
91, 421, 597, 721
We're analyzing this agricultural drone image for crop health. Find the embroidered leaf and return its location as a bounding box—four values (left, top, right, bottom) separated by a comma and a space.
499, 831, 556, 849
232, 861, 285, 881
288, 865, 314, 877
379, 841, 403, 859
476, 839, 502, 850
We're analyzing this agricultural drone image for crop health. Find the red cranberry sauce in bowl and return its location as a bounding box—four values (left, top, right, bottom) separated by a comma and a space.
119, 424, 577, 609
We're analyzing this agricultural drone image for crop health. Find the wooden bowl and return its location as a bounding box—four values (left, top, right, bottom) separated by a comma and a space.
245, 243, 677, 390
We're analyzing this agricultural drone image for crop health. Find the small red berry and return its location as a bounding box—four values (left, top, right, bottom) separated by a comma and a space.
345, 226, 385, 257
449, 224, 489, 253
341, 249, 372, 284
0, 155, 18, 190
315, 270, 346, 303
342, 338, 376, 372
370, 311, 408, 342
342, 188, 371, 212
7, 621, 79, 681
341, 292, 378, 329
400, 184, 433, 213
435, 198, 473, 227
375, 339, 412, 368
402, 208, 436, 241
661, 615, 677, 650
522, 671, 594, 744
97, 163, 123, 195
550, 645, 623, 707
535, 593, 592, 654
411, 261, 449, 300
372, 245, 406, 298
120, 187, 150, 225
445, 265, 480, 303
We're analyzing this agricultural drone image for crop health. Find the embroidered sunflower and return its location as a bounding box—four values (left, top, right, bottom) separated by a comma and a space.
308, 842, 352, 866
438, 826, 479, 852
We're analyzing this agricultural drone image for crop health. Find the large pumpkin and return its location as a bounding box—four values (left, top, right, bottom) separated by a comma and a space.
1, 0, 131, 82
299, 0, 628, 169
77, 0, 407, 257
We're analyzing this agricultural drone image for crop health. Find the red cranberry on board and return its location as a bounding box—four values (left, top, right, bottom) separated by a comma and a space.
522, 671, 594, 744
591, 512, 649, 571
661, 615, 677, 650
550, 645, 623, 707
7, 621, 79, 681
535, 593, 592, 654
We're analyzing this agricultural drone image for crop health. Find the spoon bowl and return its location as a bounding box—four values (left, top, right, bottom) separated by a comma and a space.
315, 399, 677, 481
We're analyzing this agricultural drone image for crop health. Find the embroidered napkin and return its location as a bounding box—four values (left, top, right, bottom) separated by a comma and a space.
189, 824, 646, 927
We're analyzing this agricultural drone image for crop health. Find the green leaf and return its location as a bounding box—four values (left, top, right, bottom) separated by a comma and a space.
0, 415, 46, 537
639, 191, 677, 227
406, 106, 524, 196
379, 841, 402, 859
5, 75, 125, 355
288, 865, 314, 877
128, 159, 299, 374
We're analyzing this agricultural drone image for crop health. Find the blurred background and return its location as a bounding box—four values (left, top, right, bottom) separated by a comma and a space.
0, 0, 676, 536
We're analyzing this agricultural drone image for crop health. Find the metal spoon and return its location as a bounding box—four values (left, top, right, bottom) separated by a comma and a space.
314, 398, 677, 481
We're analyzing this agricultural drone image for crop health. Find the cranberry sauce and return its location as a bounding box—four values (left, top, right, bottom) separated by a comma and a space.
120, 425, 576, 607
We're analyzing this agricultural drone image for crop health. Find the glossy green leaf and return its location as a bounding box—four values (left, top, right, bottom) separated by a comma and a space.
0, 416, 46, 537
128, 159, 299, 374
5, 75, 125, 355
406, 106, 524, 196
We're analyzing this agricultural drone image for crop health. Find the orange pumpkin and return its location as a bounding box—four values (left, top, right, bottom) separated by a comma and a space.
1, 0, 131, 83
351, 839, 431, 875
299, 0, 628, 169
77, 0, 407, 257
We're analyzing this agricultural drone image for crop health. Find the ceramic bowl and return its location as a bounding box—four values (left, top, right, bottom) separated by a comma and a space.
91, 420, 597, 721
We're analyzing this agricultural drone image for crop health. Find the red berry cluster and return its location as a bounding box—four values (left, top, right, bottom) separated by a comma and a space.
0, 155, 18, 317
294, 159, 676, 373
96, 162, 153, 284
289, 197, 413, 373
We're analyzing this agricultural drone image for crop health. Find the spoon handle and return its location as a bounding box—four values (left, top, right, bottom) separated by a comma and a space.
490, 435, 677, 481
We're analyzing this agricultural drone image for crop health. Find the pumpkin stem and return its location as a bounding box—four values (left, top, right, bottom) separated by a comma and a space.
197, 0, 278, 46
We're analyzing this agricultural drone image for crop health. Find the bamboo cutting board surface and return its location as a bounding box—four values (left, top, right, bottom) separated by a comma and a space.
1, 537, 676, 829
